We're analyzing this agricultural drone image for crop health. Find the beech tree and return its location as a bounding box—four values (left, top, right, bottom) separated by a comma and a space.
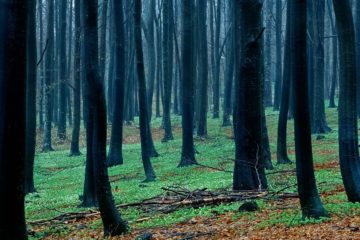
0, 1, 29, 238
81, 0, 128, 235
333, 0, 360, 202
291, 0, 327, 218
233, 0, 267, 191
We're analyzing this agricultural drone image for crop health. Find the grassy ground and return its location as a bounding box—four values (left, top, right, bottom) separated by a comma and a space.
28, 107, 360, 239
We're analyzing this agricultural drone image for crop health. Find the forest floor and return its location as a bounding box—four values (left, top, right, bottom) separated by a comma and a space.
27, 107, 360, 239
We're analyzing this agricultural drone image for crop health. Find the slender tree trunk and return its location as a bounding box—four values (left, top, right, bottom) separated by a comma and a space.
24, 0, 37, 194
328, 0, 337, 108
145, 0, 156, 120
162, 0, 174, 142
134, 0, 157, 182
312, 0, 331, 134
99, 0, 108, 83
291, 0, 327, 218
82, 0, 128, 235
179, 0, 198, 167
212, 0, 221, 119
70, 0, 82, 157
223, 1, 235, 127
58, 0, 68, 140
276, 2, 292, 165
42, 0, 55, 152
197, 0, 208, 137
107, 0, 126, 167
273, 0, 282, 111
264, 0, 273, 107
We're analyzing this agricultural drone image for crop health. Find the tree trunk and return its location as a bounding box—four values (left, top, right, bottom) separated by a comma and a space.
179, 0, 198, 167
264, 0, 273, 107
273, 0, 282, 111
134, 0, 157, 182
291, 0, 327, 218
333, 0, 360, 202
107, 0, 126, 167
312, 0, 331, 134
328, 0, 337, 108
0, 1, 28, 238
197, 0, 208, 137
162, 0, 174, 142
25, 0, 37, 194
233, 0, 267, 191
82, 0, 128, 235
276, 1, 292, 165
223, 0, 235, 126
42, 0, 55, 152
70, 0, 82, 157
58, 0, 68, 140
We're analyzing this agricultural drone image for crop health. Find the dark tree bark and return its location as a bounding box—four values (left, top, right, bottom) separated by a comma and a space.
0, 1, 28, 238
24, 0, 37, 194
144, 0, 156, 120
58, 0, 68, 140
333, 0, 360, 202
38, 0, 44, 131
273, 0, 282, 111
291, 0, 327, 218
42, 0, 55, 152
264, 0, 273, 107
70, 0, 82, 157
134, 0, 157, 182
107, 0, 126, 167
82, 0, 128, 235
328, 0, 337, 108
99, 0, 108, 83
312, 0, 331, 134
162, 0, 174, 142
307, 0, 315, 126
178, 0, 198, 167
223, 0, 235, 126
212, 0, 221, 119
196, 0, 208, 137
276, 1, 292, 165
355, 0, 360, 117
233, 0, 267, 191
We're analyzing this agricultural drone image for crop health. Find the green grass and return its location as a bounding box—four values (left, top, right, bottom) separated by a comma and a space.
27, 106, 360, 238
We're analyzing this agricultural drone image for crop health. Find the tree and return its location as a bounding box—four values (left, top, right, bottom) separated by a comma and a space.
82, 0, 128, 235
25, 0, 37, 194
196, 0, 209, 137
355, 0, 360, 117
57, 0, 68, 140
312, 0, 331, 133
223, 0, 235, 126
264, 0, 273, 107
134, 0, 157, 182
291, 0, 327, 218
327, 0, 337, 108
70, 0, 82, 157
162, 0, 174, 142
0, 0, 29, 238
179, 0, 198, 167
144, 0, 156, 120
276, 2, 292, 165
233, 0, 267, 191
107, 0, 126, 167
273, 0, 282, 111
333, 0, 360, 202
211, 0, 221, 119
42, 0, 55, 152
